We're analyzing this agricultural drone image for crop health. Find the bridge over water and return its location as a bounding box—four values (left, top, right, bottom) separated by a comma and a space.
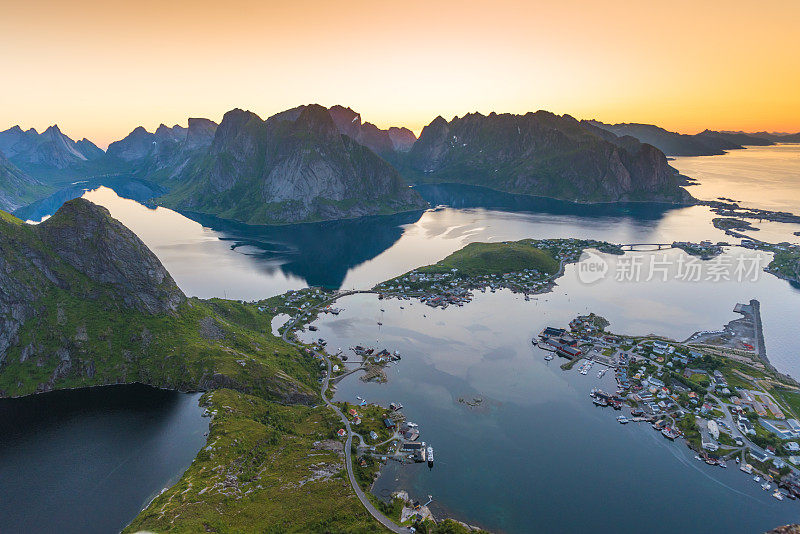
619, 243, 674, 251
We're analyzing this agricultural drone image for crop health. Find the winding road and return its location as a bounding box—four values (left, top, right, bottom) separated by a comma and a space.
280, 291, 405, 533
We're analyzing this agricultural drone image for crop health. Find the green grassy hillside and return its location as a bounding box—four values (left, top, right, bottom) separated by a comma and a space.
421, 240, 560, 277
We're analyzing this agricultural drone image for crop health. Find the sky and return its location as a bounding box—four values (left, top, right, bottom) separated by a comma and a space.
1, 0, 799, 148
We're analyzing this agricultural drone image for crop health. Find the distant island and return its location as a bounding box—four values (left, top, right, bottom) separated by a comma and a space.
587, 121, 800, 157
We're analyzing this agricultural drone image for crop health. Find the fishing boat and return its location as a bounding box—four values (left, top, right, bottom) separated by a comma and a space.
661, 427, 678, 440
593, 397, 608, 407
617, 415, 629, 424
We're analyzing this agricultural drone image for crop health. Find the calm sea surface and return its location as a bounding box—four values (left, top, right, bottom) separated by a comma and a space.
5, 144, 800, 532
0, 385, 207, 533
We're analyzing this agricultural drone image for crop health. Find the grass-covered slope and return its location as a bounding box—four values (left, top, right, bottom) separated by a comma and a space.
0, 199, 317, 402
768, 249, 800, 283
125, 389, 383, 533
421, 240, 561, 277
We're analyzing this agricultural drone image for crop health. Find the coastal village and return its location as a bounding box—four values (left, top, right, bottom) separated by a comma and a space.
535, 301, 800, 502
373, 238, 624, 307
251, 234, 800, 530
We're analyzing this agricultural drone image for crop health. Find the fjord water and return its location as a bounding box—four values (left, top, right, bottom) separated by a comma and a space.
298, 258, 800, 533
0, 385, 207, 533
52, 182, 798, 301
9, 144, 800, 532
672, 144, 800, 212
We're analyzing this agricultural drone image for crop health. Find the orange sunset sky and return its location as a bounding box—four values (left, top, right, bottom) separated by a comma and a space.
2, 0, 799, 148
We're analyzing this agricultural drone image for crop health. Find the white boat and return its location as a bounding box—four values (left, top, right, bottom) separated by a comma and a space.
426, 446, 434, 468
753, 476, 761, 482
762, 482, 771, 491
407, 422, 418, 428
694, 455, 702, 461
773, 490, 784, 501
544, 355, 554, 361
617, 415, 629, 424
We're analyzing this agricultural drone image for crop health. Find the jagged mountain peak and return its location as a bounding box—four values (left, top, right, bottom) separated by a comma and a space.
37, 198, 184, 314
408, 111, 692, 203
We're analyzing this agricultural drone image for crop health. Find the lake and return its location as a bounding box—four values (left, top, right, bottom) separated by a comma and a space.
0, 385, 208, 533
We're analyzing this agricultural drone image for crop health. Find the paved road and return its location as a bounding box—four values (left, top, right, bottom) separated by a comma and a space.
280, 292, 405, 533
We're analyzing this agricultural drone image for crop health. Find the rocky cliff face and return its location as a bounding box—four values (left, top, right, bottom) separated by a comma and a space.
0, 199, 183, 366
0, 199, 316, 402
37, 199, 184, 313
106, 119, 219, 187
0, 152, 43, 212
157, 104, 428, 224
405, 111, 692, 203
0, 125, 92, 169
327, 105, 413, 157
388, 126, 416, 152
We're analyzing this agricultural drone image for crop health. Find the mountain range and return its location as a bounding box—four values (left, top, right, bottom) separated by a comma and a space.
587, 122, 775, 156
0, 151, 45, 212
3, 106, 799, 220
404, 111, 693, 203
152, 104, 428, 224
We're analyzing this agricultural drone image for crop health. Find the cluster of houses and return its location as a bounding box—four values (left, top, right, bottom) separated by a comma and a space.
538, 327, 582, 359
375, 239, 624, 307
539, 312, 800, 497
672, 240, 725, 258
